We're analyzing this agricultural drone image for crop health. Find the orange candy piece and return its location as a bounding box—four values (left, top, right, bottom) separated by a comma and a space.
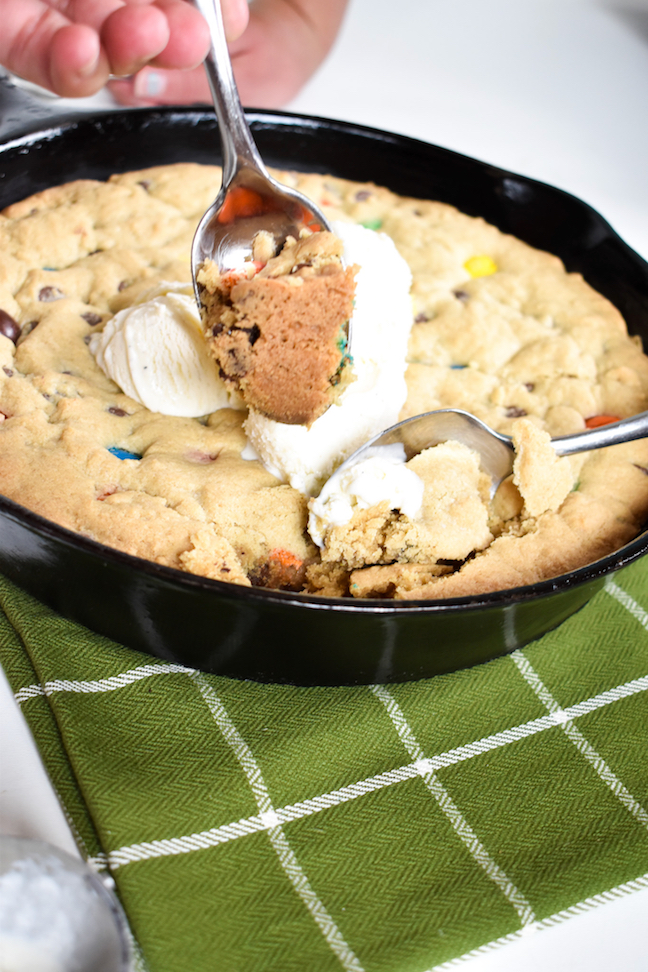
217, 187, 266, 223
585, 414, 620, 429
269, 548, 304, 570
217, 189, 321, 231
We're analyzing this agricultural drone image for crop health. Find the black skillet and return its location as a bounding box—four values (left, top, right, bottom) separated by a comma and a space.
0, 103, 647, 685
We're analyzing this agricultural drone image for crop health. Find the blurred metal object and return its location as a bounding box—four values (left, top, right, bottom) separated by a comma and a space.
0, 835, 131, 972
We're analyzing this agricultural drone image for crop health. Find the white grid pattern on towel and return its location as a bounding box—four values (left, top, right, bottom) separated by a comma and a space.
14, 663, 194, 705
190, 672, 364, 972
605, 576, 648, 631
512, 651, 648, 830
428, 871, 648, 970
371, 683, 536, 927
25, 673, 648, 873
13, 573, 648, 971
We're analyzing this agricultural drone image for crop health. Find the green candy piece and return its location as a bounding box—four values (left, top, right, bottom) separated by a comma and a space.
360, 218, 383, 231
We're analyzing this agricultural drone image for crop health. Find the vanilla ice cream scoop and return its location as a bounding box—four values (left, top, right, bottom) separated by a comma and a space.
308, 445, 424, 547
90, 282, 240, 417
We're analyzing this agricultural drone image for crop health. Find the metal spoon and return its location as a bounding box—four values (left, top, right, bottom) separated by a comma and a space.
322, 407, 648, 496
189, 0, 332, 283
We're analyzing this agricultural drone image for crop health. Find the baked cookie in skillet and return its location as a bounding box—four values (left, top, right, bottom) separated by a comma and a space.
0, 162, 646, 598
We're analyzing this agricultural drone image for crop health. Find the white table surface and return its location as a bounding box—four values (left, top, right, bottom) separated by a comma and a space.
1, 0, 648, 967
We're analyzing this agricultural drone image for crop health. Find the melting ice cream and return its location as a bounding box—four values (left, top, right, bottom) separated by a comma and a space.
89, 282, 240, 417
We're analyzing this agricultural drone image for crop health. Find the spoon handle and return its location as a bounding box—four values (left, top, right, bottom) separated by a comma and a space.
190, 0, 267, 184
552, 409, 648, 456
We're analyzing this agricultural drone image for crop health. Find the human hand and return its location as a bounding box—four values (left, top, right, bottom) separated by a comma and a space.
108, 0, 350, 109
0, 0, 248, 99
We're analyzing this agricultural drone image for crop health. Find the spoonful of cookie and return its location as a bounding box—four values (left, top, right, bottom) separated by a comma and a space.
189, 0, 356, 426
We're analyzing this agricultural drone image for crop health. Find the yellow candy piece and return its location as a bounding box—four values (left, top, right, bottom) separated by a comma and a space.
464, 254, 498, 277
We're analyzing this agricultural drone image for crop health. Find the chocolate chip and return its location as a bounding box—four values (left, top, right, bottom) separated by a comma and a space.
226, 348, 247, 377
505, 406, 527, 418
38, 286, 64, 302
83, 334, 92, 345
453, 289, 470, 302
138, 180, 151, 191
118, 280, 129, 292
355, 190, 372, 201
2, 366, 13, 377
81, 312, 103, 326
414, 312, 429, 324
0, 310, 20, 343
247, 324, 260, 346
524, 383, 535, 392
108, 406, 128, 417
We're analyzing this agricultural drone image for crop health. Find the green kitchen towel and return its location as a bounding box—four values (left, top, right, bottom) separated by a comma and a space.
1, 563, 648, 972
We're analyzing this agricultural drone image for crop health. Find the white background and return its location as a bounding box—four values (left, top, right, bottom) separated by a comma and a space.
1, 0, 648, 968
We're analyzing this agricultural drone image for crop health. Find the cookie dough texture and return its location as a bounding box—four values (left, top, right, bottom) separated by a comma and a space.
512, 417, 576, 517
318, 443, 493, 569
198, 231, 356, 425
0, 162, 647, 598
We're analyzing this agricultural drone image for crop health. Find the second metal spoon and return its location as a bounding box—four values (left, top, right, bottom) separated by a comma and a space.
321, 407, 648, 497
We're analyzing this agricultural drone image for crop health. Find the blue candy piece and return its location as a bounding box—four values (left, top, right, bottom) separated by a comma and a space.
450, 364, 468, 370
336, 322, 351, 355
108, 446, 142, 461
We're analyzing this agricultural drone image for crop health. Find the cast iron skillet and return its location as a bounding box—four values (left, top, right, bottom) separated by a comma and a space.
0, 106, 647, 685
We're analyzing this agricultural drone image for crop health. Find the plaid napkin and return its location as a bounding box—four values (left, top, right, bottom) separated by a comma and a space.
1, 563, 648, 972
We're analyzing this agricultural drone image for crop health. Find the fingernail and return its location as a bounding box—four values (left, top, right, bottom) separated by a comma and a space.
134, 70, 167, 98
78, 52, 100, 79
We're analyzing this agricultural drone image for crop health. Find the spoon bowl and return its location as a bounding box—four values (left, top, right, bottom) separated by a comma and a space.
192, 168, 328, 274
